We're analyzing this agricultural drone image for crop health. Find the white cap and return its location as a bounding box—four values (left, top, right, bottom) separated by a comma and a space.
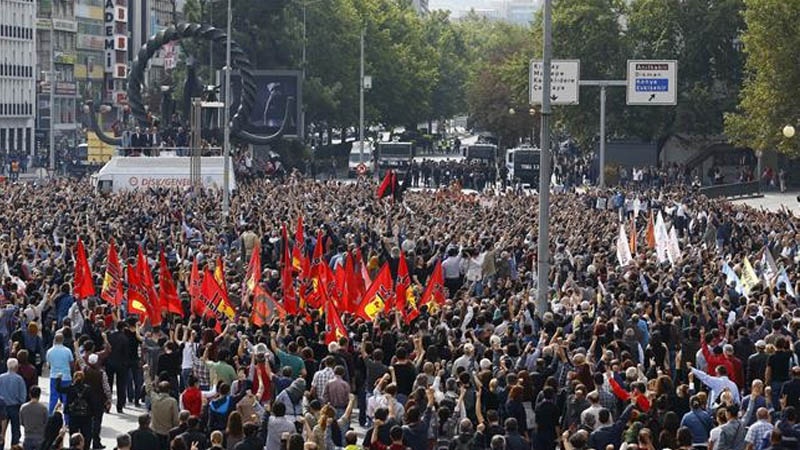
88, 354, 99, 365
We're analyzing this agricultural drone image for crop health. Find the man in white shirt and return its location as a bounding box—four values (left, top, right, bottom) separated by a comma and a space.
689, 364, 741, 408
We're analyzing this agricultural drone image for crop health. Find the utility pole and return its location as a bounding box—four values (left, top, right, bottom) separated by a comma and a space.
579, 80, 626, 188
222, 0, 232, 215
49, 19, 56, 174
359, 27, 365, 164
301, 4, 306, 143
535, 0, 552, 318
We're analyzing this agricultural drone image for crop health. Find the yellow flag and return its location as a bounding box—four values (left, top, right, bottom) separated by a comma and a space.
741, 257, 759, 295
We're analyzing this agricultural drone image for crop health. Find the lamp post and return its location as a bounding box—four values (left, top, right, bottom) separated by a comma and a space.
49, 19, 56, 174
222, 0, 232, 215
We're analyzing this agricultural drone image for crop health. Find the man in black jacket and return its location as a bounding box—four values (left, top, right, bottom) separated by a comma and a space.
106, 322, 129, 413
128, 414, 159, 450
588, 404, 634, 450
232, 423, 261, 450
177, 416, 209, 450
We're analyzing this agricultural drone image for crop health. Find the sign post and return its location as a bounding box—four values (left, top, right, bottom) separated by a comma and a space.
626, 60, 677, 105
578, 60, 677, 188
530, 59, 580, 105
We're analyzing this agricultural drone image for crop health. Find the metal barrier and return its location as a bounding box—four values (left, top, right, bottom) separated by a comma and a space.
698, 181, 761, 199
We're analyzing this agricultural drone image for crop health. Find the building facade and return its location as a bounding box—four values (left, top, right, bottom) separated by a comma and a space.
0, 0, 37, 156
36, 0, 79, 157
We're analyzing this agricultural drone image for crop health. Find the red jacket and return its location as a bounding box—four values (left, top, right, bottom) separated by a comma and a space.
181, 386, 202, 417
608, 376, 651, 412
702, 342, 740, 386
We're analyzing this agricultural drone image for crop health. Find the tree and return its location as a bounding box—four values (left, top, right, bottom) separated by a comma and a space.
547, 0, 629, 149
725, 0, 800, 155
423, 10, 469, 130
464, 20, 539, 146
625, 0, 744, 145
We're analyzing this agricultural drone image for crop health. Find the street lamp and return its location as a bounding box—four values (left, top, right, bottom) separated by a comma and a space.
222, 0, 232, 216
783, 125, 795, 139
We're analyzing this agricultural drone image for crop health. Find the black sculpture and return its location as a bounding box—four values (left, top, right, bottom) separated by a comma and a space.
85, 22, 294, 146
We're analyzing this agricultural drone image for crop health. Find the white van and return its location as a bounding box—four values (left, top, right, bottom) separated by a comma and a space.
348, 141, 374, 177
91, 156, 236, 193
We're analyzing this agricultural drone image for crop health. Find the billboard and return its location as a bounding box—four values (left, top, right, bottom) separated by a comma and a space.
226, 70, 302, 139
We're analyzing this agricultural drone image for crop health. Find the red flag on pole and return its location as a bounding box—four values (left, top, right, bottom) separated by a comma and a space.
420, 259, 446, 312
244, 244, 261, 299
126, 264, 148, 318
281, 224, 298, 315
74, 238, 95, 299
137, 246, 161, 326
377, 170, 398, 199
158, 250, 183, 317
214, 256, 228, 296
395, 252, 417, 322
100, 239, 123, 306
189, 258, 205, 316
251, 284, 285, 327
292, 217, 305, 273
356, 263, 394, 322
355, 247, 370, 289
200, 268, 236, 321
325, 301, 347, 345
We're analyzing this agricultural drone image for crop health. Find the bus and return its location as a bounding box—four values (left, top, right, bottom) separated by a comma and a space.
506, 146, 541, 187
377, 142, 413, 175
465, 144, 498, 163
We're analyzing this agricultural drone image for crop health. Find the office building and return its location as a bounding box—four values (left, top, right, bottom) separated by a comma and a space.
0, 0, 36, 156
36, 0, 79, 153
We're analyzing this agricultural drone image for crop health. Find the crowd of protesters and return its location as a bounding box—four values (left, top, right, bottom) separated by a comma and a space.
0, 169, 798, 450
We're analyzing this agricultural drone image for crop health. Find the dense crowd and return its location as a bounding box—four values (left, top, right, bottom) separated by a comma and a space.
0, 173, 797, 450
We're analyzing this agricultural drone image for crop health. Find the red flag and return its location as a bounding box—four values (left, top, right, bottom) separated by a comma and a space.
325, 301, 348, 345
630, 216, 637, 255
244, 244, 261, 299
214, 256, 228, 296
309, 231, 324, 280
646, 210, 656, 249
356, 263, 394, 322
281, 224, 298, 315
377, 170, 396, 199
126, 264, 148, 317
251, 284, 286, 327
292, 217, 305, 273
200, 268, 236, 322
137, 246, 161, 326
189, 258, 205, 316
395, 252, 417, 322
100, 239, 123, 306
158, 250, 182, 317
420, 259, 446, 312
344, 254, 361, 313
74, 238, 95, 299
356, 247, 370, 289
334, 263, 348, 312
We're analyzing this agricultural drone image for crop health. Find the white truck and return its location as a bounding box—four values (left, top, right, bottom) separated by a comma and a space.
91, 156, 236, 193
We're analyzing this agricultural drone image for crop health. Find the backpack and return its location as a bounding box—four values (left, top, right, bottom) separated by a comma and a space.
68, 385, 90, 417
207, 395, 232, 431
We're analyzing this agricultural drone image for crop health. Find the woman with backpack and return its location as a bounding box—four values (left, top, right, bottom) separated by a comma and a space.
206, 383, 235, 433
55, 371, 94, 442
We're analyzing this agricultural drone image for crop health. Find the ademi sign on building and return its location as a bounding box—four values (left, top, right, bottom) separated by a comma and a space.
103, 0, 128, 103
104, 0, 127, 77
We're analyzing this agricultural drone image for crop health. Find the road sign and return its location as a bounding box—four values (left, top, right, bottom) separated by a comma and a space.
626, 60, 677, 105
530, 59, 580, 105
356, 163, 367, 175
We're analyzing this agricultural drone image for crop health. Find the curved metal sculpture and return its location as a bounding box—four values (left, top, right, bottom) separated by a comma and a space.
85, 100, 121, 146
85, 21, 294, 146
